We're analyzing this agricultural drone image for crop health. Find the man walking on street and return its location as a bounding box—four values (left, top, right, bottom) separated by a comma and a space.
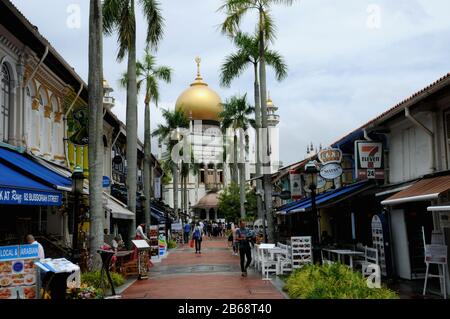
184, 221, 191, 244
236, 220, 255, 277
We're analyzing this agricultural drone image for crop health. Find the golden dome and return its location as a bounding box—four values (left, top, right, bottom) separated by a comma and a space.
175, 57, 222, 122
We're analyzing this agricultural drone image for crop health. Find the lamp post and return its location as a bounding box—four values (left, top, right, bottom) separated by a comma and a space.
305, 161, 321, 246
71, 166, 84, 263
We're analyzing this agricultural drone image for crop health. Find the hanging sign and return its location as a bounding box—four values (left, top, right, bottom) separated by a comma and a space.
318, 148, 342, 164
355, 141, 384, 180
154, 177, 161, 199
319, 163, 343, 180
289, 170, 302, 200
316, 175, 326, 189
69, 107, 89, 146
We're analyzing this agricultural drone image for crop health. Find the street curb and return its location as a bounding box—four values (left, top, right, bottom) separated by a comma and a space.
270, 277, 290, 299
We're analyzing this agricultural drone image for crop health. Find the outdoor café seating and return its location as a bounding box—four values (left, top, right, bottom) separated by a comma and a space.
252, 237, 313, 280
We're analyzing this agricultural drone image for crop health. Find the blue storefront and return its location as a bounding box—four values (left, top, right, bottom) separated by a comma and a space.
0, 146, 71, 245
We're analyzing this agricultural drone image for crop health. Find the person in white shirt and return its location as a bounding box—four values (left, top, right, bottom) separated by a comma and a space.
26, 234, 45, 259
136, 223, 148, 240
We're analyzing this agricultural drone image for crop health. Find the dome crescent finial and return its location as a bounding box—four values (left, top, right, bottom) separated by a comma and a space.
195, 56, 202, 77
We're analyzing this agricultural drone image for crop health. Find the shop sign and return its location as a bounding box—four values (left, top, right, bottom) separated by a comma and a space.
0, 188, 62, 206
154, 177, 161, 199
102, 176, 111, 188
425, 244, 447, 264
318, 148, 342, 164
316, 175, 326, 189
355, 141, 384, 180
289, 170, 302, 200
319, 163, 343, 180
0, 244, 39, 262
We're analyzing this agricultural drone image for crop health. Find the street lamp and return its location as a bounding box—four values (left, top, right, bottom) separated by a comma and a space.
304, 161, 321, 245
71, 166, 84, 263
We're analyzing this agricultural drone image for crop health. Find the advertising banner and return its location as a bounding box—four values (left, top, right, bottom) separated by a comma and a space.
0, 244, 39, 299
289, 170, 302, 200
355, 141, 384, 180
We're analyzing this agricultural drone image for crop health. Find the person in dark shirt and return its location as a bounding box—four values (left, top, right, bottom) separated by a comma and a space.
235, 220, 255, 277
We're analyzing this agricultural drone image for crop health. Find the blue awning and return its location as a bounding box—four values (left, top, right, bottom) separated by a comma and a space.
0, 162, 62, 206
151, 206, 166, 221
278, 181, 371, 214
0, 147, 72, 190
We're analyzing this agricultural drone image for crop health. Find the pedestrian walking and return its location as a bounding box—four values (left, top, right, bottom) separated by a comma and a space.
192, 222, 203, 254
236, 220, 255, 277
183, 222, 191, 244
231, 224, 238, 256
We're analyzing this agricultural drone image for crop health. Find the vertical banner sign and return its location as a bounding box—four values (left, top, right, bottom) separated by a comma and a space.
154, 177, 161, 199
355, 141, 384, 180
289, 170, 302, 200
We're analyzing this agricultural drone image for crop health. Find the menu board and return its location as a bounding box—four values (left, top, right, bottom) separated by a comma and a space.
35, 258, 80, 274
149, 226, 159, 260
158, 223, 167, 257
0, 244, 39, 299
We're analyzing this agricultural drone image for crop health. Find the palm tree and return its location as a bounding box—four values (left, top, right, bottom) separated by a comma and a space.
120, 47, 172, 228
219, 94, 254, 218
220, 31, 287, 223
103, 0, 164, 240
152, 108, 189, 219
87, 0, 104, 270
219, 0, 297, 241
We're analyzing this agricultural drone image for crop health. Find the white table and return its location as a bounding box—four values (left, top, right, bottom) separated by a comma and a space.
322, 249, 364, 269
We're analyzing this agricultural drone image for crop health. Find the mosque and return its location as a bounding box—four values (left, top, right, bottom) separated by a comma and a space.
159, 57, 281, 221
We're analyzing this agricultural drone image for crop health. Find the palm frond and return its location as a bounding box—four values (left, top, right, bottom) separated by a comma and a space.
140, 0, 164, 49
219, 51, 250, 87
265, 50, 288, 81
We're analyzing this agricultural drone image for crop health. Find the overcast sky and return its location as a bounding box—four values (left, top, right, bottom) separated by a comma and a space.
11, 0, 450, 166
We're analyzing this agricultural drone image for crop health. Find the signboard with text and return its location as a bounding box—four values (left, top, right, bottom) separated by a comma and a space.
289, 170, 302, 200
0, 188, 62, 206
0, 244, 39, 299
355, 141, 384, 180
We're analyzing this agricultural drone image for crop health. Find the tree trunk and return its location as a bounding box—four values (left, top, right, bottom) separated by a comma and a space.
181, 165, 185, 218
239, 130, 246, 219
172, 162, 179, 219
259, 8, 274, 242
126, 0, 138, 244
184, 169, 188, 215
253, 63, 264, 223
143, 100, 151, 228
88, 0, 104, 270
233, 133, 238, 184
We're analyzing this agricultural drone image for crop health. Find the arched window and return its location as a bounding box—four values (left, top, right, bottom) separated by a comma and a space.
1, 63, 11, 142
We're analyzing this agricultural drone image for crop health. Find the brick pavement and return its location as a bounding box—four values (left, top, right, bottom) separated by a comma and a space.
121, 238, 285, 299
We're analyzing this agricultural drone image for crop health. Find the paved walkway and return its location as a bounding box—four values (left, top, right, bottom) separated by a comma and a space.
122, 238, 285, 299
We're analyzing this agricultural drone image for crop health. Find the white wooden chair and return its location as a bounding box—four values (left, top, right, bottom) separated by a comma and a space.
276, 243, 293, 275
321, 250, 335, 265
354, 246, 379, 272
258, 244, 277, 280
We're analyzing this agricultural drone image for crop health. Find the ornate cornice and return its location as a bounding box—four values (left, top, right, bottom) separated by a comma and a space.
54, 112, 63, 123
31, 98, 40, 110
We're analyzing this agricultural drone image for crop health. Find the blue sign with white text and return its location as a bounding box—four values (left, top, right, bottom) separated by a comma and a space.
0, 244, 39, 261
0, 187, 62, 206
103, 176, 111, 188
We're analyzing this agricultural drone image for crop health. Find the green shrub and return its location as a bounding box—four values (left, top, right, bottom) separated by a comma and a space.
81, 271, 125, 289
285, 263, 398, 299
168, 240, 177, 249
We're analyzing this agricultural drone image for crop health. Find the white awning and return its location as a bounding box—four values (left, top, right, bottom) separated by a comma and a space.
103, 193, 134, 220
427, 206, 450, 212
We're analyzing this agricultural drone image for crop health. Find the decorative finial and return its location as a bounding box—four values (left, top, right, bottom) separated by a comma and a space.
195, 56, 201, 77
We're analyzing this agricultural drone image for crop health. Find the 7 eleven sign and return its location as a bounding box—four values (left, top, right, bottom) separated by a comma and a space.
355, 141, 384, 180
